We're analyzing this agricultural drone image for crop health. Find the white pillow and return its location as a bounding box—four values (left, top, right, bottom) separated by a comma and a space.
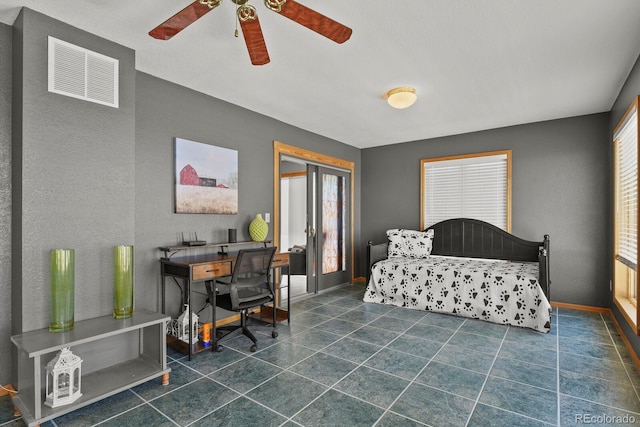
386, 229, 434, 258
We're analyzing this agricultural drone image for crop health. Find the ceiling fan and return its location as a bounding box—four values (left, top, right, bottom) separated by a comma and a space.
149, 0, 352, 66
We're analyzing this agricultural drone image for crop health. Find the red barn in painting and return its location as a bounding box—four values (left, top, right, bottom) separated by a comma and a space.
180, 164, 199, 186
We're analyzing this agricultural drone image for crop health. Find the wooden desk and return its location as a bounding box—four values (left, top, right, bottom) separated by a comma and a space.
160, 251, 290, 359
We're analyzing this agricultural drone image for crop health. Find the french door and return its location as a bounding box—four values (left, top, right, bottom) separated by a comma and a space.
306, 165, 351, 292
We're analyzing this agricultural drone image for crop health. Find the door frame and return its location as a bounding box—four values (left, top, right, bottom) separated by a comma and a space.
273, 140, 356, 283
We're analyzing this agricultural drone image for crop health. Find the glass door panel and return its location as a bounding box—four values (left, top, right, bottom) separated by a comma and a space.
316, 166, 350, 291
306, 165, 317, 293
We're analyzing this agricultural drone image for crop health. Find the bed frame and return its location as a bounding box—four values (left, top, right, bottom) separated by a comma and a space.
367, 218, 551, 300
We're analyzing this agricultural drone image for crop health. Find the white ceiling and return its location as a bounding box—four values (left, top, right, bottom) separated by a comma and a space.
1, 1, 640, 149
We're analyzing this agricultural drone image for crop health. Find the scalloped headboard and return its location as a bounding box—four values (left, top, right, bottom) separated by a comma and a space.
428, 218, 541, 262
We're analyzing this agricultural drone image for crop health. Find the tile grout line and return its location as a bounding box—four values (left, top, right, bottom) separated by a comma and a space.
12, 287, 640, 427
373, 315, 469, 427
282, 307, 430, 425
462, 322, 510, 427
92, 401, 180, 427
157, 347, 280, 426
556, 310, 640, 418
600, 311, 640, 404
178, 346, 301, 427
202, 297, 395, 425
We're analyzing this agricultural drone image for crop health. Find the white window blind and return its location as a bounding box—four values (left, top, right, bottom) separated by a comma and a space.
423, 153, 508, 230
615, 106, 638, 269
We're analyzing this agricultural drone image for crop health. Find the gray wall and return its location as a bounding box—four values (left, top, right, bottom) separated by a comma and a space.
4, 8, 361, 384
0, 22, 12, 387
4, 4, 633, 387
10, 8, 136, 383
134, 73, 361, 322
610, 51, 640, 357
361, 113, 611, 307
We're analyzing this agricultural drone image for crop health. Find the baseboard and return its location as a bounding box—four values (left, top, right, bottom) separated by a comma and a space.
352, 276, 366, 284
552, 301, 640, 369
0, 384, 16, 397
607, 309, 640, 369
550, 301, 609, 313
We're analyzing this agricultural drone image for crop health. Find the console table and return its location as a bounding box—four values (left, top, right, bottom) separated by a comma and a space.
11, 310, 170, 427
160, 243, 290, 360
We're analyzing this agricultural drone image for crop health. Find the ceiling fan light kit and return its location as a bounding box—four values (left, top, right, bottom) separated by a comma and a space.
149, 0, 352, 66
386, 87, 417, 109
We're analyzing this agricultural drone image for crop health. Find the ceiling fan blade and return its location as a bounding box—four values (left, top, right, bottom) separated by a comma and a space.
149, 0, 221, 40
238, 5, 270, 66
266, 0, 352, 44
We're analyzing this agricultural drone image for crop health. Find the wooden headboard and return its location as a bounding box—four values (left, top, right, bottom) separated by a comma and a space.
366, 218, 550, 300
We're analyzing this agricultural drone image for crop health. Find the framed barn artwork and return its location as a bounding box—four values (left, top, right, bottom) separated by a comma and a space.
174, 137, 238, 214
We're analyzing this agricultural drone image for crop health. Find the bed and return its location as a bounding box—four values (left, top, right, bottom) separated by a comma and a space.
365, 218, 551, 333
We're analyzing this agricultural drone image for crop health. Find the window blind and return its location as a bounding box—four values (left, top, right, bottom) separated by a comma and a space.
615, 106, 638, 269
424, 153, 508, 230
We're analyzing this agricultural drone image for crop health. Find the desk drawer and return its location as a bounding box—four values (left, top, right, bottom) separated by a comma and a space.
192, 261, 232, 280
272, 253, 290, 268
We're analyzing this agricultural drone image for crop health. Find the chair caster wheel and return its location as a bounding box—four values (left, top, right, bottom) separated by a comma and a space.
272, 331, 278, 338
214, 345, 223, 352
250, 344, 257, 352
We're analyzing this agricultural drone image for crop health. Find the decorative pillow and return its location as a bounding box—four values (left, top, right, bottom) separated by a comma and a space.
386, 229, 434, 258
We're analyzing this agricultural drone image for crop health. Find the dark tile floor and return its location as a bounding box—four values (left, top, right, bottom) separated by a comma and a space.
2, 282, 640, 426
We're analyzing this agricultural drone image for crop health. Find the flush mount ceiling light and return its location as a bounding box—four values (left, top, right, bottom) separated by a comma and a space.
385, 87, 417, 109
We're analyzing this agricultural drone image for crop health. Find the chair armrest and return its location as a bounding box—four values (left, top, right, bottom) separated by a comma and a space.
213, 279, 231, 295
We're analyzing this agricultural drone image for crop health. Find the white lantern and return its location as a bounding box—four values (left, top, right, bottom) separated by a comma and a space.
176, 304, 198, 344
45, 347, 82, 408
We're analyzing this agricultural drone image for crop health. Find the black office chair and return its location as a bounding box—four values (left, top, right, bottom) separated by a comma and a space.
205, 246, 279, 352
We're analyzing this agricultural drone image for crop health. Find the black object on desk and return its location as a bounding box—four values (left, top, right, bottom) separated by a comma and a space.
181, 232, 206, 246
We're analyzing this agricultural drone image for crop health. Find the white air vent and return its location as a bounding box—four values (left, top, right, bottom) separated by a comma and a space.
48, 36, 119, 108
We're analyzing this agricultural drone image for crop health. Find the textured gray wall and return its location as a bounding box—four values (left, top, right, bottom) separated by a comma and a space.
3, 8, 361, 385
10, 13, 24, 385
362, 113, 610, 307
11, 7, 136, 340
6, 4, 628, 387
134, 73, 361, 321
0, 22, 12, 386
610, 51, 640, 357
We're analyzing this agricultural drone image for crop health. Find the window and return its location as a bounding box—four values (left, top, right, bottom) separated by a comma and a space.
420, 150, 511, 231
613, 97, 639, 334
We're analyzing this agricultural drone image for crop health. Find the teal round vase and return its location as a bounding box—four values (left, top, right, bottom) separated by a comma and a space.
113, 245, 134, 319
249, 214, 268, 241
50, 249, 75, 332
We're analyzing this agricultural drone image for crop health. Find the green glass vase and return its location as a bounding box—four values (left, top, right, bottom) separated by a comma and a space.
249, 213, 268, 241
113, 245, 134, 319
49, 249, 75, 332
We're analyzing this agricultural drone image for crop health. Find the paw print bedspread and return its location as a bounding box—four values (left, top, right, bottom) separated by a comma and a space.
364, 256, 551, 333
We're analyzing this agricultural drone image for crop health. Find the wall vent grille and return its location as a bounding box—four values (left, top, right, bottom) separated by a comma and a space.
48, 36, 119, 108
